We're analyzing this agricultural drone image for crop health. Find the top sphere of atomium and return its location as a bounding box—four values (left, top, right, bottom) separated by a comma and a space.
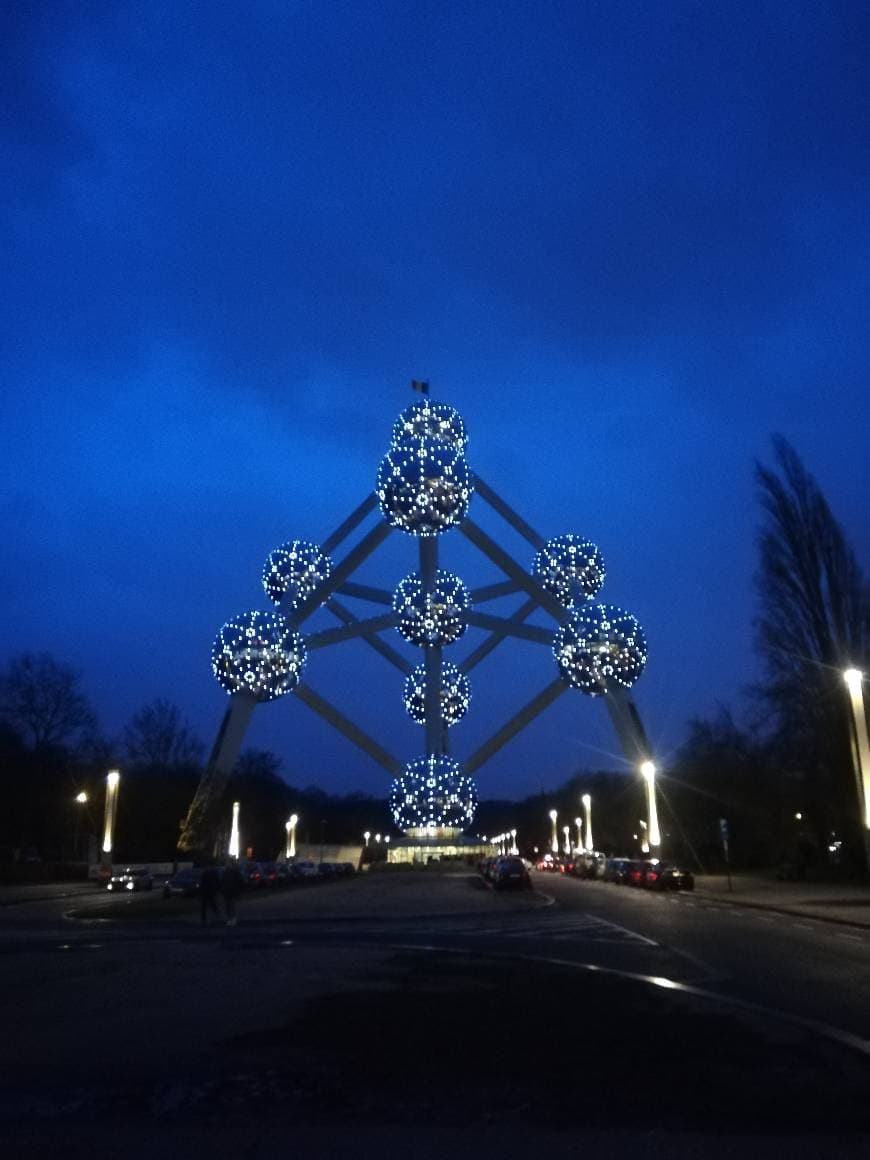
262, 540, 332, 608
212, 610, 307, 702
393, 570, 471, 647
553, 602, 647, 695
533, 535, 606, 606
391, 399, 468, 453
376, 437, 472, 537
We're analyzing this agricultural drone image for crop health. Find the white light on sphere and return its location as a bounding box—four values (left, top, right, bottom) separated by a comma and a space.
532, 534, 606, 606
554, 603, 647, 694
391, 399, 468, 453
389, 756, 478, 830
262, 540, 332, 607
403, 661, 471, 726
212, 611, 307, 701
376, 437, 472, 536
393, 570, 471, 647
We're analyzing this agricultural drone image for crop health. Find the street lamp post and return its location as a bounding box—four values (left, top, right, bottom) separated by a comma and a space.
640, 761, 661, 852
639, 819, 649, 855
843, 669, 870, 873
582, 793, 593, 853
510, 828, 518, 856
363, 831, 371, 848
562, 825, 571, 855
101, 770, 120, 867
228, 801, 241, 859
574, 817, 583, 853
285, 813, 298, 860
549, 809, 558, 854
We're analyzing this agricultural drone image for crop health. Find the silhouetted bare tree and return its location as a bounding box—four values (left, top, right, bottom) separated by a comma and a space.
121, 698, 203, 768
0, 653, 97, 751
755, 436, 870, 867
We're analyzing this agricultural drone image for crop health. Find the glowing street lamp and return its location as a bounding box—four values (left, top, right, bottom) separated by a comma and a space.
363, 831, 371, 847
75, 791, 88, 804
510, 828, 518, 855
844, 669, 870, 870
574, 817, 583, 852
101, 770, 120, 860
582, 793, 593, 853
549, 809, 558, 854
285, 813, 298, 859
640, 761, 661, 850
639, 819, 649, 855
228, 801, 241, 859
562, 824, 571, 855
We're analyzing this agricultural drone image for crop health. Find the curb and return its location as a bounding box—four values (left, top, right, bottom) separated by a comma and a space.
694, 891, 870, 932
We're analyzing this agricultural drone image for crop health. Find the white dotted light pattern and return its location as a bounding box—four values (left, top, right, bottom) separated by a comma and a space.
376, 437, 472, 536
389, 756, 478, 829
403, 661, 471, 727
533, 535, 606, 606
212, 611, 307, 702
393, 570, 471, 647
391, 399, 468, 453
262, 540, 332, 608
553, 603, 647, 695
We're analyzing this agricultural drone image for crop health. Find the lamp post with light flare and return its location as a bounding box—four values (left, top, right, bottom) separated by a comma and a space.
549, 809, 558, 854
582, 793, 593, 853
101, 770, 120, 868
843, 669, 870, 873
285, 813, 298, 860
640, 761, 661, 852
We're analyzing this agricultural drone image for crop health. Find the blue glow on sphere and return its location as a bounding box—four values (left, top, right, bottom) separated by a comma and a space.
553, 603, 647, 694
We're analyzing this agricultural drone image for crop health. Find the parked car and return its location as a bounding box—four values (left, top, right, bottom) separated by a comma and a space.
106, 867, 153, 892
162, 867, 205, 898
603, 857, 632, 884
237, 860, 264, 887
491, 856, 533, 890
293, 861, 319, 878
627, 859, 655, 887
645, 862, 695, 892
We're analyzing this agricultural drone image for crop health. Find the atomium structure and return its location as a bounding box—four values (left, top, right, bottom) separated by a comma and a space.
179, 392, 657, 853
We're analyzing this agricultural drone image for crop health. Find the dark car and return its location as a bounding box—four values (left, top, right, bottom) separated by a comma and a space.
162, 867, 205, 898
106, 867, 153, 892
491, 856, 533, 890
645, 862, 695, 891
627, 859, 656, 887
603, 857, 632, 884
237, 860, 264, 887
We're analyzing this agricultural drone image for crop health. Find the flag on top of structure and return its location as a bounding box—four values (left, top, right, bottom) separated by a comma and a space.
411, 379, 429, 395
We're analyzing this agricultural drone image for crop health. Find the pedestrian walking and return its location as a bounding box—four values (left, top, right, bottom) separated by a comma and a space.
222, 861, 244, 926
199, 865, 222, 926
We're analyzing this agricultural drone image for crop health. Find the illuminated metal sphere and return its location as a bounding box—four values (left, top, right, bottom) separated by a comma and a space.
391, 399, 468, 453
393, 570, 471, 646
553, 603, 647, 695
376, 437, 472, 536
533, 535, 606, 606
211, 611, 307, 702
389, 756, 478, 830
403, 661, 471, 727
262, 540, 332, 607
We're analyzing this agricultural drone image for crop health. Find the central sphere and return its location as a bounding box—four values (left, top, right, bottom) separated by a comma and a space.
389, 756, 478, 830
533, 534, 606, 606
553, 603, 647, 695
391, 399, 468, 452
376, 437, 472, 536
211, 611, 307, 702
262, 540, 332, 608
404, 661, 471, 726
393, 570, 471, 646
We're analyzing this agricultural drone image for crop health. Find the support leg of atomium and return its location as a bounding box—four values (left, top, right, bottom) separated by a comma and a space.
178, 500, 397, 853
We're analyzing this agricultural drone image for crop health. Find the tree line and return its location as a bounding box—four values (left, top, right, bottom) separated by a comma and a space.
1, 438, 868, 874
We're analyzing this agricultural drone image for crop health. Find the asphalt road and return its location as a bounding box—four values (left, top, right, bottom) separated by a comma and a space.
2, 869, 870, 1158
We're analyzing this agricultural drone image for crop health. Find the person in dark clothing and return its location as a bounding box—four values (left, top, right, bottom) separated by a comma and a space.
199, 866, 222, 925
221, 862, 244, 926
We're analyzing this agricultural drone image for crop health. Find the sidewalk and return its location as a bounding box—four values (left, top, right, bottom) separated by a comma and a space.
695, 873, 870, 929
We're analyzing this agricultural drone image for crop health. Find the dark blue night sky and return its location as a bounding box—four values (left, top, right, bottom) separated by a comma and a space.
3, 1, 869, 798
